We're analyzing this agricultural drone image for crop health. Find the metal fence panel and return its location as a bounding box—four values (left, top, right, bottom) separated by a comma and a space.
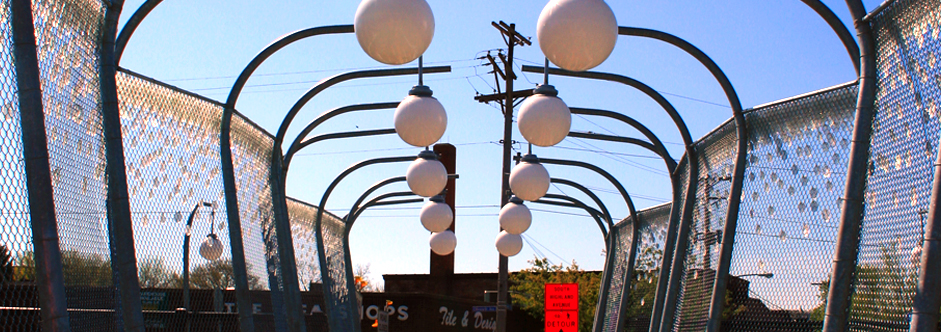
615, 203, 672, 332
599, 217, 635, 331
116, 69, 249, 329
31, 0, 114, 329
848, 0, 941, 330
0, 0, 38, 329
673, 122, 737, 331
284, 198, 326, 292
728, 83, 858, 331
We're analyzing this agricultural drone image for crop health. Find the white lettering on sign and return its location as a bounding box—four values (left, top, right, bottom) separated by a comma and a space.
474, 311, 496, 331
440, 307, 458, 326
224, 303, 236, 313
252, 303, 262, 314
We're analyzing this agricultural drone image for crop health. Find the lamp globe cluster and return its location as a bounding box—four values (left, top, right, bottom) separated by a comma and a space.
354, 0, 435, 65
536, 0, 617, 72
394, 85, 447, 147
495, 196, 531, 256
517, 84, 571, 147
421, 194, 453, 233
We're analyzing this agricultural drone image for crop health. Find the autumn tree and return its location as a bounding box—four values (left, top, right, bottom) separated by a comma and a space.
189, 258, 263, 290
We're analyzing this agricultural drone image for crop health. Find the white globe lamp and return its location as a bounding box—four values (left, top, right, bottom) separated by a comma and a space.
518, 85, 570, 147
406, 150, 447, 197
537, 0, 618, 71
420, 195, 453, 233
495, 231, 523, 257
354, 0, 435, 65
509, 154, 550, 201
499, 196, 532, 235
394, 86, 447, 147
429, 230, 457, 255
199, 234, 224, 261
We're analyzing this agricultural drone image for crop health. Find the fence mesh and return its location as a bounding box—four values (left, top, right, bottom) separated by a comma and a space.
116, 69, 246, 329
284, 198, 325, 291
848, 0, 941, 330
673, 121, 737, 331
31, 0, 117, 329
726, 83, 858, 331
0, 0, 38, 329
619, 203, 672, 332
599, 214, 635, 332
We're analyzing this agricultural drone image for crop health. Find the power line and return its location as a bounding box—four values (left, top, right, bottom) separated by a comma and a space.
161, 58, 482, 82
522, 233, 567, 264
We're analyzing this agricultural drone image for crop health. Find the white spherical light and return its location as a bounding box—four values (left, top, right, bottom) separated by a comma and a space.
429, 230, 457, 255
394, 87, 447, 147
199, 234, 224, 261
518, 86, 571, 147
509, 155, 550, 201
499, 197, 532, 235
406, 151, 447, 197
354, 0, 435, 65
420, 196, 453, 233
537, 0, 618, 72
495, 231, 523, 257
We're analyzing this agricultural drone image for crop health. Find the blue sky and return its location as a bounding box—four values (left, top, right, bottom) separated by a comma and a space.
115, 0, 882, 302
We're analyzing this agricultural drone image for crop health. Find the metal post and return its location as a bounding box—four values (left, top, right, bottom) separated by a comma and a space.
911, 147, 941, 330
10, 0, 69, 330
431, 144, 457, 296
269, 153, 307, 332
823, 1, 875, 331
496, 22, 517, 332
98, 0, 147, 330
660, 152, 700, 332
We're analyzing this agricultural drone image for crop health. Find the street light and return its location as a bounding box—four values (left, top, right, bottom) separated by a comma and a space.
499, 196, 532, 235
509, 154, 551, 202
421, 194, 454, 233
406, 150, 448, 197
182, 201, 221, 313
354, 0, 435, 65
536, 0, 618, 72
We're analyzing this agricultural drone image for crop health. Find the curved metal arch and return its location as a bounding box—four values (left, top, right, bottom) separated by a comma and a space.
274, 66, 450, 146
799, 0, 862, 73
313, 155, 413, 331
566, 132, 671, 171
347, 192, 421, 230
538, 194, 608, 240
343, 176, 408, 227
537, 157, 638, 332
550, 178, 615, 232
214, 26, 356, 332
283, 102, 400, 167
283, 128, 396, 173
613, 27, 748, 332
522, 66, 695, 149
568, 107, 677, 172
114, 0, 162, 65
539, 158, 637, 219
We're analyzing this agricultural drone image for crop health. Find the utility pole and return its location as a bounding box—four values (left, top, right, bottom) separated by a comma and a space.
473, 21, 531, 332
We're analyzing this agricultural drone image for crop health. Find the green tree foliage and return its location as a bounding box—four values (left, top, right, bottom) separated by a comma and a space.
138, 257, 182, 288
189, 258, 263, 290
60, 251, 112, 286
810, 242, 919, 321
626, 244, 663, 319
0, 245, 14, 283
510, 257, 601, 332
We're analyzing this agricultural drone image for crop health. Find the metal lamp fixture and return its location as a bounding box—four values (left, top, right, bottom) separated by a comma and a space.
517, 84, 571, 147
420, 194, 453, 232
354, 0, 435, 65
394, 84, 447, 147
509, 154, 551, 201
406, 150, 448, 197
536, 0, 618, 72
498, 196, 532, 235
495, 230, 523, 257
199, 234, 224, 261
429, 230, 457, 255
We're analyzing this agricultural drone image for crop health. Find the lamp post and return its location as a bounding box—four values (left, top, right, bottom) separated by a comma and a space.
182, 201, 222, 312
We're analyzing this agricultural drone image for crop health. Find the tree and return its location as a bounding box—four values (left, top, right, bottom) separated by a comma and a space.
354, 263, 383, 292
810, 241, 919, 322
60, 251, 112, 286
138, 257, 182, 288
189, 258, 263, 290
510, 257, 602, 332
0, 245, 13, 283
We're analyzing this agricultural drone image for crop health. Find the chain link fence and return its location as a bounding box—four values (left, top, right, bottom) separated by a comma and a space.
0, 0, 38, 329
849, 0, 941, 330
0, 0, 939, 331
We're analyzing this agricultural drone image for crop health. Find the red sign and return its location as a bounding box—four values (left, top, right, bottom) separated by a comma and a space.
545, 283, 578, 332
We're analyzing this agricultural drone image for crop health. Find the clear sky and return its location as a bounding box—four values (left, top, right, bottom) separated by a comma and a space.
115, 0, 882, 306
